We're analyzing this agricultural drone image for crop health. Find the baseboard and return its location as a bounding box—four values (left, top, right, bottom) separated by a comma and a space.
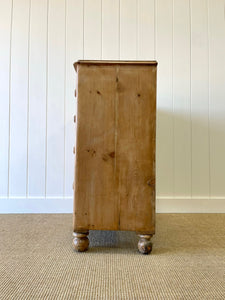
0, 196, 225, 213
157, 197, 225, 213
0, 197, 73, 213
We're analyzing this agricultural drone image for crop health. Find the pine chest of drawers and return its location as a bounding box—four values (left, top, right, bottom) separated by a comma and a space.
72, 60, 157, 254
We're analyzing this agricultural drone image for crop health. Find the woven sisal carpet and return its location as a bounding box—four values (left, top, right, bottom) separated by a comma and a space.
0, 214, 224, 299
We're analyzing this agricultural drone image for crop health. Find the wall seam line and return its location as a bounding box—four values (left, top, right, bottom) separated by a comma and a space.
172, 0, 175, 199
26, 0, 32, 197
118, 0, 121, 60
189, 0, 193, 199
83, 0, 85, 59
7, 0, 14, 197
154, 0, 156, 59
207, 0, 211, 200
45, 0, 49, 197
101, 0, 102, 59
136, 0, 138, 60
63, 0, 67, 198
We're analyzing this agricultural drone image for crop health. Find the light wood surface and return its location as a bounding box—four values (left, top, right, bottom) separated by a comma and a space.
72, 231, 89, 252
73, 61, 157, 236
74, 60, 157, 71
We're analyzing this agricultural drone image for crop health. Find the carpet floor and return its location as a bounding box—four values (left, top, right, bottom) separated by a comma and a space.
0, 214, 224, 299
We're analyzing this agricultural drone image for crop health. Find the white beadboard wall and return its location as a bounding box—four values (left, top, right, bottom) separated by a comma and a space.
0, 0, 225, 213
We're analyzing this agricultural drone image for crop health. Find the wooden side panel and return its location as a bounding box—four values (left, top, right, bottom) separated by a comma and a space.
117, 65, 156, 232
73, 64, 156, 232
74, 65, 118, 231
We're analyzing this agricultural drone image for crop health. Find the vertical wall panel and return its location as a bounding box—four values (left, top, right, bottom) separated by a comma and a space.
0, 1, 12, 195
102, 0, 119, 59
120, 0, 137, 60
64, 0, 83, 196
190, 0, 210, 197
27, 0, 47, 196
173, 0, 191, 197
1, 0, 225, 212
46, 0, 65, 196
208, 0, 225, 196
156, 0, 173, 197
84, 0, 101, 59
9, 0, 30, 196
137, 0, 155, 60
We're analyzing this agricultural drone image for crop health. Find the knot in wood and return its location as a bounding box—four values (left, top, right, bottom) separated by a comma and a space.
147, 178, 155, 187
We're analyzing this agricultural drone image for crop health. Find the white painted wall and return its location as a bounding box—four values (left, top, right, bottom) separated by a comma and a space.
0, 0, 225, 213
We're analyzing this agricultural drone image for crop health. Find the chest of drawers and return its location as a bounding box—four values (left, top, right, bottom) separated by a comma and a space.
72, 60, 157, 254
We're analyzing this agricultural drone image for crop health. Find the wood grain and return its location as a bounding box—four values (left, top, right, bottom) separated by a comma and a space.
73, 61, 157, 233
117, 65, 156, 232
74, 64, 118, 231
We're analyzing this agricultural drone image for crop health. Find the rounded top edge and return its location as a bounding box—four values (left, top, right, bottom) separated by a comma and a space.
73, 60, 158, 72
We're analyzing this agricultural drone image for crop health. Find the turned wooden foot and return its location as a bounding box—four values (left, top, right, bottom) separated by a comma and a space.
73, 231, 89, 252
137, 234, 153, 254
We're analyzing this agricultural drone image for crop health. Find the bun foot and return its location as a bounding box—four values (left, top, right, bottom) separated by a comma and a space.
73, 231, 89, 252
137, 234, 153, 254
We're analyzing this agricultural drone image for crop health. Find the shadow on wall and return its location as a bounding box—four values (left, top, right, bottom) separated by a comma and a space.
156, 108, 225, 197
